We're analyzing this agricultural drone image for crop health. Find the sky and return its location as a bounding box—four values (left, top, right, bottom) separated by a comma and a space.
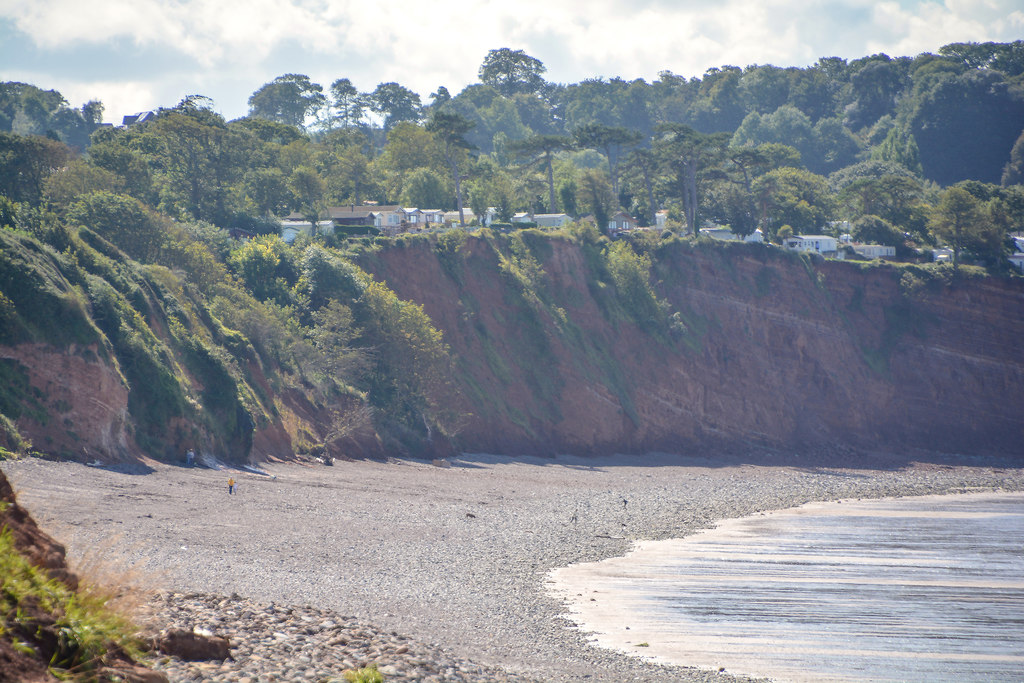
2, 0, 1023, 126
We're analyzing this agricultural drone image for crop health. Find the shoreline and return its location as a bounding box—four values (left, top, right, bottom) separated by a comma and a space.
548, 490, 1024, 681
3, 453, 1023, 682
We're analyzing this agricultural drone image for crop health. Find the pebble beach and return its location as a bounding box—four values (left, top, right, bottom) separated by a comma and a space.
3, 451, 1022, 682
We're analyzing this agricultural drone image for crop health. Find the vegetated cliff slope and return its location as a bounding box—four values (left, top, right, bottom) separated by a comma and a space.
0, 228, 335, 465
3, 225, 1022, 463
362, 232, 1024, 457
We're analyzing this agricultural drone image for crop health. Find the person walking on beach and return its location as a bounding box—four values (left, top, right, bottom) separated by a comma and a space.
186, 448, 195, 467
228, 477, 235, 494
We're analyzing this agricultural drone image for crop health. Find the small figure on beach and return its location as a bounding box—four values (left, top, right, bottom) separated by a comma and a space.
228, 477, 235, 494
186, 448, 195, 467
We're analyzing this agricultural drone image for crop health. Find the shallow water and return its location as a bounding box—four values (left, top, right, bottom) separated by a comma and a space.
549, 492, 1024, 682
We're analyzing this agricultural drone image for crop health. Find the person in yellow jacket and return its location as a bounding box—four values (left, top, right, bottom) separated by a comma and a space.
228, 477, 235, 494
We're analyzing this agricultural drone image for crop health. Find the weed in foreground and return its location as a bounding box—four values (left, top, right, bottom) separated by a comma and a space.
0, 527, 145, 678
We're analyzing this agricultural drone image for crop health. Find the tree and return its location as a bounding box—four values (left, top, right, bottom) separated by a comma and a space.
67, 191, 165, 262
738, 65, 792, 114
622, 148, 659, 226
248, 74, 326, 129
228, 235, 292, 302
231, 116, 306, 145
0, 131, 72, 204
571, 123, 643, 197
308, 299, 365, 386
81, 100, 104, 128
508, 134, 573, 213
244, 167, 292, 218
715, 183, 760, 237
691, 65, 745, 132
356, 278, 449, 430
654, 124, 729, 234
373, 122, 443, 200
290, 166, 325, 227
909, 69, 1024, 185
939, 40, 1024, 76
401, 168, 448, 209
1001, 129, 1024, 186
329, 78, 365, 129
838, 174, 924, 230
578, 169, 615, 232
788, 66, 840, 122
851, 215, 901, 246
844, 54, 907, 130
85, 136, 154, 203
871, 126, 923, 176
753, 167, 834, 236
478, 48, 547, 97
812, 116, 862, 174
558, 178, 578, 217
42, 158, 123, 207
929, 185, 992, 272
367, 82, 422, 132
429, 86, 452, 108
733, 106, 818, 170
144, 101, 236, 222
325, 145, 374, 206
425, 111, 476, 225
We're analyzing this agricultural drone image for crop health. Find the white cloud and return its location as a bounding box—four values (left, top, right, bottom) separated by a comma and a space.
887, 0, 1024, 50
2, 0, 1022, 123
4, 0, 176, 48
39, 78, 161, 123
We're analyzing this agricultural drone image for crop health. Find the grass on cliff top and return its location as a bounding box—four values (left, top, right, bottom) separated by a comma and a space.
0, 524, 145, 679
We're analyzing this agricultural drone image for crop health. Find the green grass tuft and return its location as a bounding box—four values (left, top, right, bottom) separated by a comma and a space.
0, 527, 144, 678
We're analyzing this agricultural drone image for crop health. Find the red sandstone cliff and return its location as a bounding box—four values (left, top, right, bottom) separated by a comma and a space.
363, 237, 1024, 457
2, 235, 1021, 462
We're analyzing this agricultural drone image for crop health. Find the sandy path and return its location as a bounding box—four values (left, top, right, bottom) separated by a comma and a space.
3, 452, 1022, 682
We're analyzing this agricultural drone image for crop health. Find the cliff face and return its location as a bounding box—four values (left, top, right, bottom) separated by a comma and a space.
0, 343, 132, 461
3, 230, 1021, 463
364, 236, 1024, 457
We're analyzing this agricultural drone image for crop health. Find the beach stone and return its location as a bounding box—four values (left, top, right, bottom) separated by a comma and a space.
97, 665, 169, 683
155, 627, 231, 661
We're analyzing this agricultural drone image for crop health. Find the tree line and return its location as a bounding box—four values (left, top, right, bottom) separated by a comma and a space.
2, 42, 1024, 271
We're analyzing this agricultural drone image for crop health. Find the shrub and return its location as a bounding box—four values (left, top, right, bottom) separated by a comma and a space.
338, 664, 384, 683
0, 413, 33, 458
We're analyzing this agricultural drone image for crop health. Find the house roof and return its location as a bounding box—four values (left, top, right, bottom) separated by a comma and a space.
122, 111, 156, 126
329, 211, 376, 219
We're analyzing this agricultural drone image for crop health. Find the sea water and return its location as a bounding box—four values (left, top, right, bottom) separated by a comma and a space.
548, 492, 1024, 682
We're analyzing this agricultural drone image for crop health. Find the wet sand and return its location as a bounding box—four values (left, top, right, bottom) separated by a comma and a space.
3, 452, 1023, 682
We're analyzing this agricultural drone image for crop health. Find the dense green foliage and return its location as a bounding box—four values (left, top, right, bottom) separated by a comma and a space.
1, 42, 1023, 460
3, 42, 1022, 268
